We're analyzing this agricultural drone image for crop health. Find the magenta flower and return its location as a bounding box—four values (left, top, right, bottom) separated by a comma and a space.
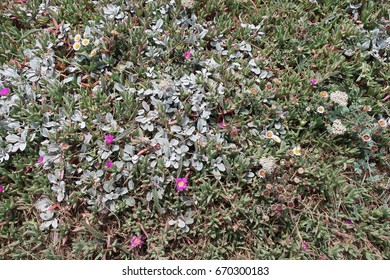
0, 88, 10, 96
344, 220, 353, 225
38, 156, 44, 164
217, 122, 226, 128
310, 79, 317, 86
184, 51, 192, 59
130, 236, 143, 248
175, 178, 188, 192
0, 186, 4, 192
302, 241, 309, 251
106, 160, 113, 168
105, 135, 114, 144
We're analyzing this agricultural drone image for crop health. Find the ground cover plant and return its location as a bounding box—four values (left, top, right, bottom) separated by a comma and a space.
0, 0, 389, 260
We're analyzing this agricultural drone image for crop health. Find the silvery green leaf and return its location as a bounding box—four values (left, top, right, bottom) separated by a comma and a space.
114, 82, 126, 92
275, 123, 281, 129
103, 180, 115, 193
0, 67, 19, 78
40, 210, 54, 221
128, 180, 134, 190
84, 26, 91, 37
35, 198, 52, 211
125, 196, 136, 206
101, 151, 110, 160
96, 170, 104, 177
168, 219, 176, 226
63, 76, 74, 84
177, 218, 186, 228
40, 221, 53, 230
51, 219, 58, 228
260, 70, 268, 79
185, 126, 196, 135
155, 18, 164, 30
250, 67, 261, 75
217, 163, 226, 172
142, 101, 150, 111
5, 134, 20, 143
30, 57, 41, 70
146, 191, 153, 202
358, 41, 370, 50
349, 3, 362, 9
185, 217, 194, 225
171, 125, 182, 132
182, 225, 190, 232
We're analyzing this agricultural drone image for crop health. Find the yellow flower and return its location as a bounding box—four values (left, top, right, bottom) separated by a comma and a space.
292, 146, 301, 156
272, 135, 281, 143
81, 38, 90, 46
73, 41, 81, 51
266, 131, 274, 138
320, 91, 328, 98
111, 30, 119, 35
74, 34, 81, 42
251, 88, 257, 94
317, 106, 325, 114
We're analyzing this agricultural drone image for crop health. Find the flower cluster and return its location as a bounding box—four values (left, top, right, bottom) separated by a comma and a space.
259, 156, 276, 173
181, 0, 195, 9
331, 119, 346, 135
330, 91, 349, 106
73, 33, 89, 51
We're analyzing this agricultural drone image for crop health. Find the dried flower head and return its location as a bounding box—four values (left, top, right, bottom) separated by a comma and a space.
362, 105, 372, 112
130, 236, 143, 248
175, 178, 188, 191
258, 169, 266, 178
331, 119, 346, 135
361, 134, 371, 142
330, 91, 348, 106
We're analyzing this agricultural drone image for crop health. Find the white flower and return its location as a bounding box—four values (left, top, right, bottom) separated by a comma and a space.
361, 134, 371, 142
265, 131, 274, 138
292, 146, 301, 156
90, 48, 98, 57
272, 135, 281, 143
317, 106, 325, 114
330, 91, 348, 106
81, 39, 90, 46
74, 34, 81, 42
331, 119, 346, 135
320, 91, 328, 98
73, 41, 81, 51
378, 119, 387, 128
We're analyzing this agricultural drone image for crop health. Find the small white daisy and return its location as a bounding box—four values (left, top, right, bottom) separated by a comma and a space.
73, 41, 81, 51
292, 146, 301, 156
81, 38, 90, 46
74, 34, 81, 42
317, 106, 325, 114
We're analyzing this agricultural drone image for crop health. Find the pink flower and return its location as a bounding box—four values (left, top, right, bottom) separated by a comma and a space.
217, 122, 226, 128
130, 236, 143, 248
105, 135, 114, 144
106, 160, 113, 168
175, 178, 188, 191
344, 220, 353, 225
38, 156, 44, 164
0, 88, 10, 96
184, 51, 192, 59
0, 186, 4, 192
302, 241, 309, 251
310, 79, 317, 86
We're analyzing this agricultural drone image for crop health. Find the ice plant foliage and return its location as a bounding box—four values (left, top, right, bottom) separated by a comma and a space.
175, 178, 188, 191
130, 236, 143, 248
